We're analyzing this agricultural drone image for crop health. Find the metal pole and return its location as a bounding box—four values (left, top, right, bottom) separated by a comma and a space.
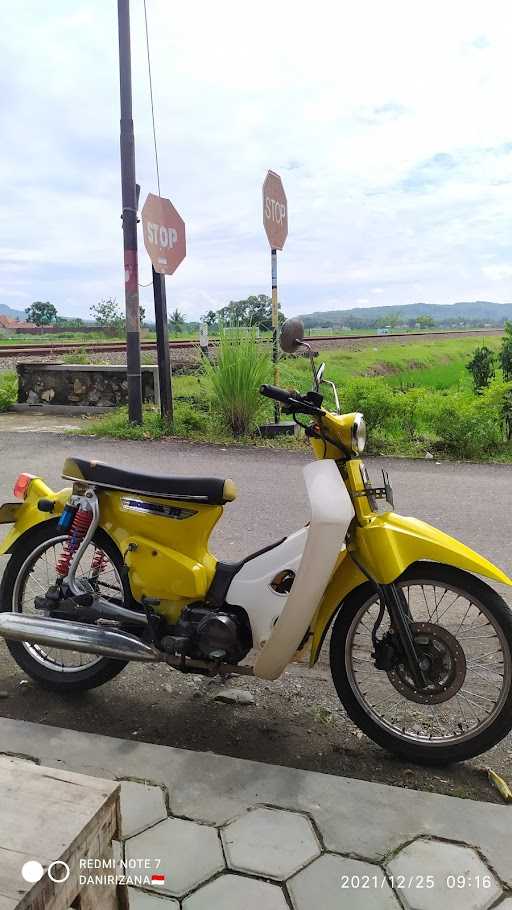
117, 0, 142, 424
152, 266, 173, 423
271, 248, 280, 422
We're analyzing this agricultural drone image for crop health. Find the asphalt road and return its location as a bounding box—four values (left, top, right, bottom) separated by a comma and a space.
0, 430, 511, 801
0, 431, 511, 574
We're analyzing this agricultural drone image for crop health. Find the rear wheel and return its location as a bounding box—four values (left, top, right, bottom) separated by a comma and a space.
330, 563, 512, 764
0, 521, 130, 692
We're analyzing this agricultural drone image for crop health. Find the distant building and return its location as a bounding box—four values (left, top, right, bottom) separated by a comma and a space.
0, 315, 34, 331
377, 326, 390, 335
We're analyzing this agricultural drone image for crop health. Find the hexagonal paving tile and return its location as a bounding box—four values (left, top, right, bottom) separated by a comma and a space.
125, 816, 224, 897
127, 887, 179, 908
119, 780, 168, 838
182, 873, 288, 910
222, 807, 320, 879
386, 838, 502, 910
288, 853, 400, 909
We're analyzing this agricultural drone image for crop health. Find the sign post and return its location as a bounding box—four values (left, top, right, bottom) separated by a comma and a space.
141, 192, 186, 424
262, 171, 288, 423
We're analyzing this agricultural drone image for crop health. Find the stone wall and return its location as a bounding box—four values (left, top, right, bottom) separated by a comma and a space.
16, 363, 160, 410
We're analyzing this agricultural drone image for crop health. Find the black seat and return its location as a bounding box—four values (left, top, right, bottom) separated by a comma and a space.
62, 457, 237, 505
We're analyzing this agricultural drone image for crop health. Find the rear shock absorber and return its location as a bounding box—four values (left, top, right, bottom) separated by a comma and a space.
56, 507, 93, 578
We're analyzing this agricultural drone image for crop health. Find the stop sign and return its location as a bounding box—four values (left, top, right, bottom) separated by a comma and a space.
262, 170, 288, 250
141, 193, 186, 275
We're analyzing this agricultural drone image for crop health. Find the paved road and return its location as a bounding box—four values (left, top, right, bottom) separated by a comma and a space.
0, 431, 511, 575
0, 430, 511, 802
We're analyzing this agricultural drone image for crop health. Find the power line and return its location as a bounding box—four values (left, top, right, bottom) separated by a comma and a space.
143, 0, 161, 197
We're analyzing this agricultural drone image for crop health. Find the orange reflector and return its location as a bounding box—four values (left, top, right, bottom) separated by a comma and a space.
13, 473, 36, 500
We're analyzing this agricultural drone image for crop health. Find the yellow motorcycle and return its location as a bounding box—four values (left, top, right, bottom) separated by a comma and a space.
0, 317, 511, 765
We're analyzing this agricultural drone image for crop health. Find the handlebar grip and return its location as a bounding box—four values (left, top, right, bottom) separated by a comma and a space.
259, 384, 292, 404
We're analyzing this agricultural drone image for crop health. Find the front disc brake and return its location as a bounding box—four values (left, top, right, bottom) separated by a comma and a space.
387, 621, 467, 704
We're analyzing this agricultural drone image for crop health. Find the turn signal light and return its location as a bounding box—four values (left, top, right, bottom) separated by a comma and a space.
13, 473, 36, 500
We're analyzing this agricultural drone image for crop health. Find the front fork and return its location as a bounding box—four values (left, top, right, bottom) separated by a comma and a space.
377, 583, 427, 689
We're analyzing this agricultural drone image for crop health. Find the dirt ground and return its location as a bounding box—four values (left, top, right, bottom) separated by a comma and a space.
1, 650, 511, 805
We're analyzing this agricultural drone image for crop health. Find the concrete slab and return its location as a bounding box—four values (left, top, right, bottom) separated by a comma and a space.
222, 806, 320, 879
288, 853, 400, 909
125, 816, 224, 897
182, 874, 289, 910
0, 715, 510, 910
386, 838, 502, 910
127, 888, 179, 908
119, 780, 168, 839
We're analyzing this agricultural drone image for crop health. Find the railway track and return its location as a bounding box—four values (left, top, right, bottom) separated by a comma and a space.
0, 327, 503, 360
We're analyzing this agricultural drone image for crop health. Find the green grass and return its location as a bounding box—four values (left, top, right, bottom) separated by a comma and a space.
0, 371, 17, 411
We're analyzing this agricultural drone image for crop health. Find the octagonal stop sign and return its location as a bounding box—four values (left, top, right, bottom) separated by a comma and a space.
262, 170, 288, 250
141, 192, 186, 275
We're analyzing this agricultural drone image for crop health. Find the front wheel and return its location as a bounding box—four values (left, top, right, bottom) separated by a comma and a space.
330, 562, 512, 764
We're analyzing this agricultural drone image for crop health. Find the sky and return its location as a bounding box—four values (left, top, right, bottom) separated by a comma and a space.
1, 0, 512, 322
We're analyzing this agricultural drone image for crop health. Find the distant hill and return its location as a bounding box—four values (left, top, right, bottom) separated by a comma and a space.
0, 303, 27, 321
300, 301, 512, 328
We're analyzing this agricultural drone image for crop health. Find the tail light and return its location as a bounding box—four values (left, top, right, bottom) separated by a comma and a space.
13, 473, 36, 500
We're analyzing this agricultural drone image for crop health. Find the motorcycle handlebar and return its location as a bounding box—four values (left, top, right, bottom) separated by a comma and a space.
259, 384, 293, 405
259, 384, 324, 416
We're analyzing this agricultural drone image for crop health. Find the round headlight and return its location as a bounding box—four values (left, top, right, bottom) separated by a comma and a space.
352, 413, 366, 454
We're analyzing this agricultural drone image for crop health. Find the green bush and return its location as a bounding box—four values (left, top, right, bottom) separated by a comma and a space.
0, 372, 17, 411
339, 378, 396, 430
202, 328, 270, 435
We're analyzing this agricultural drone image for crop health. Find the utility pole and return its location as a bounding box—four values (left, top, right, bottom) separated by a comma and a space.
117, 0, 142, 424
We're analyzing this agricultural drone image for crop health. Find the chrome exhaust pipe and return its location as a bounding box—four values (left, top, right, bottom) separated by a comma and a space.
0, 613, 161, 662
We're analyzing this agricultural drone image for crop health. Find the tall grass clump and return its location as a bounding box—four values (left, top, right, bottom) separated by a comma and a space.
203, 327, 270, 435
0, 371, 17, 411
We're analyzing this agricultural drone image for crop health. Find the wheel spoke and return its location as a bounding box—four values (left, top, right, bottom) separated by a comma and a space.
12, 536, 124, 673
344, 576, 511, 749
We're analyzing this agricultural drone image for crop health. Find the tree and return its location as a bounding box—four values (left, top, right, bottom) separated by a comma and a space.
25, 301, 57, 326
466, 345, 495, 392
499, 321, 512, 381
416, 315, 435, 329
216, 294, 284, 330
90, 297, 125, 335
139, 306, 146, 328
202, 310, 218, 328
169, 308, 186, 334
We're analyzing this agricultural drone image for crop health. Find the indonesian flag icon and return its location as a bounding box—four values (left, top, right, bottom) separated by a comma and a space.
151, 873, 166, 886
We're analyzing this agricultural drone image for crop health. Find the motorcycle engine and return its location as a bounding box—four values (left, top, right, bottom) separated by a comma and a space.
161, 605, 252, 664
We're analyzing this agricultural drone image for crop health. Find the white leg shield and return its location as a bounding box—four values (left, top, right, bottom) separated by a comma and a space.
253, 459, 355, 680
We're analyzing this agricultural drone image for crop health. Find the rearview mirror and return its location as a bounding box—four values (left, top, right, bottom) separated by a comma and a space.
280, 318, 305, 354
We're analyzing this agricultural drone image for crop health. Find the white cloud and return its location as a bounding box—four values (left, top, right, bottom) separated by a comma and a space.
1, 0, 512, 322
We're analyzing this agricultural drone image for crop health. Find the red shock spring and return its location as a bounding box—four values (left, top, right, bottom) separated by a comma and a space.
56, 508, 93, 578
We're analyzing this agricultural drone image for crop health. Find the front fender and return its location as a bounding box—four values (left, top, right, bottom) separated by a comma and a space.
309, 511, 512, 665
0, 480, 69, 556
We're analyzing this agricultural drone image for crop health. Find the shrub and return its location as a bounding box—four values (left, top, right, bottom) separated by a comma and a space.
339, 378, 396, 431
427, 390, 502, 458
0, 372, 17, 411
202, 328, 270, 435
466, 344, 495, 392
499, 322, 512, 381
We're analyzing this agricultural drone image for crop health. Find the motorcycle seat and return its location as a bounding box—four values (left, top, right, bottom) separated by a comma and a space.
61, 457, 237, 505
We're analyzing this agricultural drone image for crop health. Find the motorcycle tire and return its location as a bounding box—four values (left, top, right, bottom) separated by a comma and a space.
330, 562, 512, 765
0, 519, 130, 693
